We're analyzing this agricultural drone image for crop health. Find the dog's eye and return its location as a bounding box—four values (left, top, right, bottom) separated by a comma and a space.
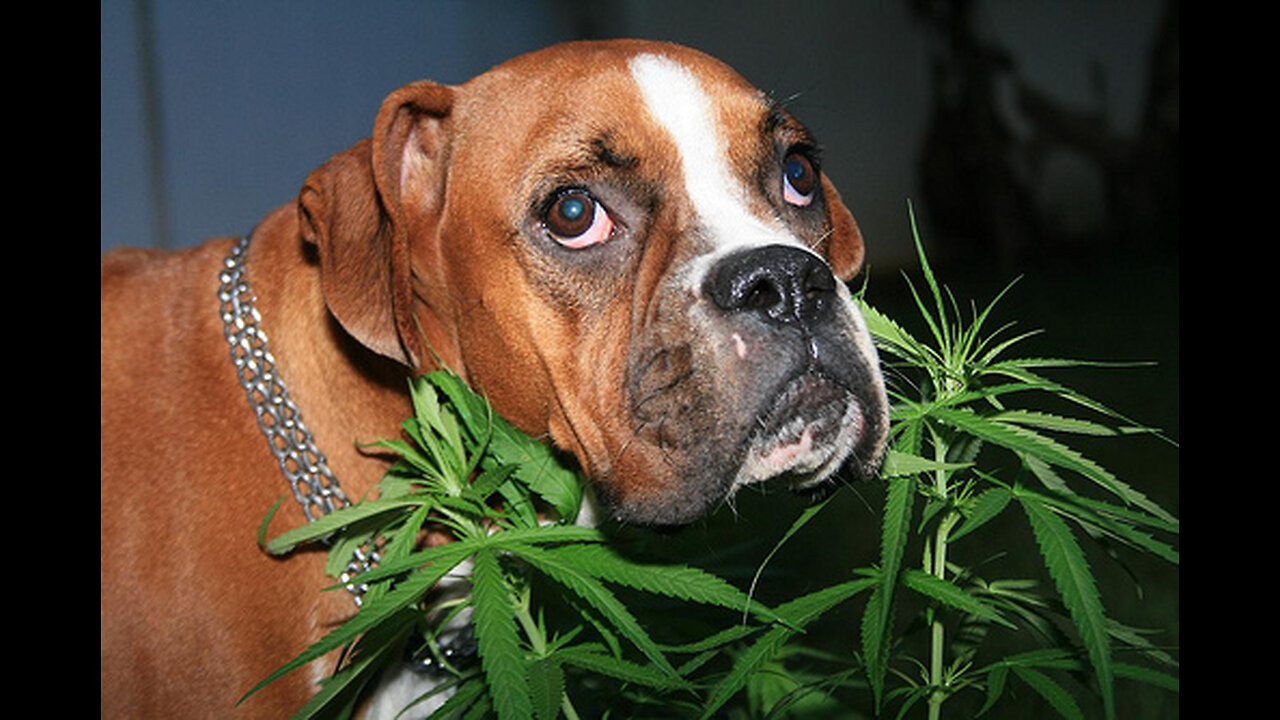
782, 152, 817, 207
544, 190, 614, 248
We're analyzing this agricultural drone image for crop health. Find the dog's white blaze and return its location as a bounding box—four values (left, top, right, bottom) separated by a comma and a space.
628, 53, 800, 258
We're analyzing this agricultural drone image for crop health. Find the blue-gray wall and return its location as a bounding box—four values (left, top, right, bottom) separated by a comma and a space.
101, 0, 1163, 270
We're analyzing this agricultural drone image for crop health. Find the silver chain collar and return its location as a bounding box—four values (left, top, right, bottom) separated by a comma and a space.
218, 234, 378, 607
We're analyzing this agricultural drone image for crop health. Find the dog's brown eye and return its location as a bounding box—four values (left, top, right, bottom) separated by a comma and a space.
782, 152, 816, 207
547, 191, 594, 236
544, 190, 614, 248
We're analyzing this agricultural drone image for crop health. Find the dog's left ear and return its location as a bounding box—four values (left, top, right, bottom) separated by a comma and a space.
369, 80, 456, 367
298, 81, 455, 368
818, 175, 866, 282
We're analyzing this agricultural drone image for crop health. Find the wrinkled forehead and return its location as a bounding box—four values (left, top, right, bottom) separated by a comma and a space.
457, 43, 814, 253
625, 52, 802, 252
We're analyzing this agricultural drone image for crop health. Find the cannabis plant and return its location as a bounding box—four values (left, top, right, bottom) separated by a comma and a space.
239, 368, 786, 719
244, 215, 1177, 719
845, 214, 1179, 719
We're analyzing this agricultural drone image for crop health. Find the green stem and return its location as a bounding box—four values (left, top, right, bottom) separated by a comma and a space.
926, 427, 959, 720
514, 584, 582, 720
561, 694, 582, 720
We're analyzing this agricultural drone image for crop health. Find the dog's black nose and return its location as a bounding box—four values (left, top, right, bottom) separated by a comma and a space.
704, 245, 837, 326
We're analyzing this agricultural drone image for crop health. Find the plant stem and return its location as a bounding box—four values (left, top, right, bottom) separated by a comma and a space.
514, 585, 582, 720
926, 426, 958, 720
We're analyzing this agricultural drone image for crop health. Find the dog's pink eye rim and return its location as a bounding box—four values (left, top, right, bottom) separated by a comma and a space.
782, 153, 816, 207
546, 191, 614, 248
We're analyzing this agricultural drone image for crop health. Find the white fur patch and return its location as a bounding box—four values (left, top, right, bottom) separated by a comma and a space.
628, 53, 808, 282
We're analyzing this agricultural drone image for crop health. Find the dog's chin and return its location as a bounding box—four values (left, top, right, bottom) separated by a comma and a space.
732, 374, 863, 495
595, 375, 871, 529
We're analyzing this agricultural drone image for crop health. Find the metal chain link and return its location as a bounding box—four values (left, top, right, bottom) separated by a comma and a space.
218, 234, 378, 606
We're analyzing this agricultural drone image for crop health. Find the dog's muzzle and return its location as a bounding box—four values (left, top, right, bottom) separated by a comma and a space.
704, 244, 877, 491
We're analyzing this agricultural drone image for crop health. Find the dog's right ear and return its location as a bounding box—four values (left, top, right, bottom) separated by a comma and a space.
298, 81, 455, 368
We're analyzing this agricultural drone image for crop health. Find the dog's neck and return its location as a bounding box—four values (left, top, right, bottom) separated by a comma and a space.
241, 206, 417, 512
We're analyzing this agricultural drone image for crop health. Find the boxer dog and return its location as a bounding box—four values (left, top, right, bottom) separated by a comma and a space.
101, 39, 888, 717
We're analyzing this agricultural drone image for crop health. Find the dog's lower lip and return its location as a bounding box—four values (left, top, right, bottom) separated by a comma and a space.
758, 374, 847, 440
738, 373, 859, 486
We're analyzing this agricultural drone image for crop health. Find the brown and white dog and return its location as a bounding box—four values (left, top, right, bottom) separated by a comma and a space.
101, 39, 888, 718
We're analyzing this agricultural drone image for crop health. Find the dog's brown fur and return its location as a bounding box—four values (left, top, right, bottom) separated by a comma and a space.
102, 39, 884, 717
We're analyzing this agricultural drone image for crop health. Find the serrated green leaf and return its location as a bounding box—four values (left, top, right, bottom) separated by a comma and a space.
931, 407, 1129, 504
900, 569, 1016, 629
992, 409, 1121, 436
1113, 661, 1179, 692
554, 646, 693, 691
976, 327, 1041, 367
428, 370, 584, 522
858, 298, 937, 366
290, 607, 414, 712
412, 673, 485, 719
287, 608, 417, 720
467, 463, 519, 503
264, 497, 428, 555
879, 475, 915, 594
700, 578, 876, 719
364, 437, 448, 484
1019, 493, 1114, 720
658, 623, 762, 654
362, 503, 433, 606
863, 474, 914, 710
698, 577, 876, 720
425, 370, 494, 440
471, 548, 533, 720
337, 526, 600, 595
699, 626, 792, 720
460, 692, 494, 720
1018, 485, 1179, 565
960, 279, 1020, 359
505, 543, 678, 679
1010, 666, 1084, 720
984, 362, 1175, 447
496, 474, 540, 528
890, 685, 930, 720
323, 534, 484, 590
772, 576, 879, 629
239, 541, 474, 706
987, 647, 1081, 671
931, 382, 1051, 410
409, 375, 467, 478
950, 487, 1012, 543
325, 528, 380, 580
906, 201, 951, 354
976, 664, 1007, 717
484, 524, 607, 548
1106, 619, 1178, 668
880, 449, 971, 478
526, 657, 564, 720
517, 454, 584, 525
540, 543, 777, 623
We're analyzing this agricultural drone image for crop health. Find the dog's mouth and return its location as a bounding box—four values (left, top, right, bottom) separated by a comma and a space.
732, 373, 862, 493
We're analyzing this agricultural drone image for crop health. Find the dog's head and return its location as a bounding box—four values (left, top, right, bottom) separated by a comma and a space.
299, 40, 889, 526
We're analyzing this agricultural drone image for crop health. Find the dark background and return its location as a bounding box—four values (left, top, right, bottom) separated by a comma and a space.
101, 1, 1178, 717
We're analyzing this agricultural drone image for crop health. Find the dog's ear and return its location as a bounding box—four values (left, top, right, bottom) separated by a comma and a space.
818, 175, 866, 282
298, 81, 455, 367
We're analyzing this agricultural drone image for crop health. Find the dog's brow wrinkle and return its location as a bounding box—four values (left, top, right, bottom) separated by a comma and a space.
590, 135, 638, 169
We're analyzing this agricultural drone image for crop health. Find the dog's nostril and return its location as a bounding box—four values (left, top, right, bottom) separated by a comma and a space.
801, 269, 832, 302
742, 279, 782, 311
704, 244, 837, 326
